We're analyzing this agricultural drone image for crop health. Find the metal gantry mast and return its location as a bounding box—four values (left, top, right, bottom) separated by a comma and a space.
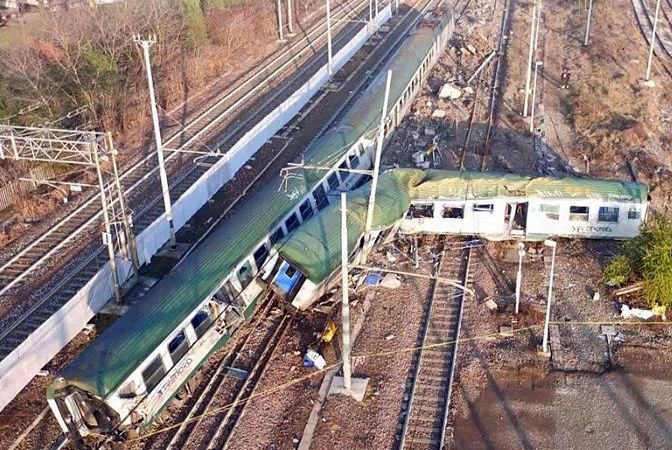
0, 125, 137, 303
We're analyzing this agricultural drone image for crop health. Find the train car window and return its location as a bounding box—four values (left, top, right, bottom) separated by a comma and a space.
473, 204, 494, 213
168, 330, 189, 365
237, 261, 254, 288
285, 213, 300, 233
299, 199, 314, 221
141, 356, 166, 393
569, 206, 589, 222
270, 227, 285, 245
409, 204, 434, 218
313, 185, 329, 210
327, 172, 340, 190
627, 208, 641, 220
539, 204, 560, 220
118, 380, 137, 399
598, 207, 619, 223
191, 309, 214, 339
348, 152, 360, 169
443, 206, 464, 219
254, 245, 270, 269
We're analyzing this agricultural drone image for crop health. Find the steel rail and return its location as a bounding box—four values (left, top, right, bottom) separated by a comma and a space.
162, 294, 278, 450
0, 0, 375, 349
206, 314, 292, 450
0, 0, 372, 298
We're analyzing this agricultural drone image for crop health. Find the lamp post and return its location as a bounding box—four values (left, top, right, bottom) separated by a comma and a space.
515, 242, 525, 314
542, 239, 557, 353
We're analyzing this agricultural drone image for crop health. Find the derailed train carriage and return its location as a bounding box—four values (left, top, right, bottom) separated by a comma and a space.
270, 169, 649, 310
48, 8, 455, 447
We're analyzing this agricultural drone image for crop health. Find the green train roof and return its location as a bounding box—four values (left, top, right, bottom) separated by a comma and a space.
55, 17, 451, 399
277, 169, 648, 282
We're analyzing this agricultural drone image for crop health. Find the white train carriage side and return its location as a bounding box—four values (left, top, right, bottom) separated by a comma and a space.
271, 169, 649, 310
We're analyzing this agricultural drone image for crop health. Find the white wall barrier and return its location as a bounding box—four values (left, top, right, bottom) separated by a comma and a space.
0, 8, 391, 412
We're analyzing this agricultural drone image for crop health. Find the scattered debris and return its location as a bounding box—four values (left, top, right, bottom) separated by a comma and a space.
499, 325, 513, 337
385, 333, 396, 341
431, 109, 447, 118
303, 349, 326, 370
438, 83, 462, 100
484, 298, 498, 311
321, 322, 338, 343
380, 273, 401, 289
364, 271, 383, 286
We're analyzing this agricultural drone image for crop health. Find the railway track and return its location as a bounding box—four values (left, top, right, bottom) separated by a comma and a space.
632, 0, 672, 77
398, 240, 473, 450
0, 0, 377, 361
151, 294, 291, 450
0, 0, 372, 299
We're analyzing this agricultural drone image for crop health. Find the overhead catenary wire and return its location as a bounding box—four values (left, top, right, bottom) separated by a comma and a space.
114, 318, 671, 443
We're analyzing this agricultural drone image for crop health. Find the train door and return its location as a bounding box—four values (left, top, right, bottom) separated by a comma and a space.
504, 202, 528, 238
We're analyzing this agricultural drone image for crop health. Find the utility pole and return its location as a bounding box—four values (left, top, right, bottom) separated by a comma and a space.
276, 0, 285, 41
534, 0, 542, 51
542, 239, 557, 353
375, 0, 379, 17
364, 70, 392, 236
523, 2, 537, 117
340, 192, 352, 393
529, 61, 543, 133
646, 0, 662, 81
584, 0, 593, 46
515, 243, 525, 314
369, 0, 373, 25
135, 35, 177, 250
326, 0, 333, 76
286, 0, 294, 34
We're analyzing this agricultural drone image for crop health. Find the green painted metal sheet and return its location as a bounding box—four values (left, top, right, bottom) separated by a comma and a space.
55, 18, 450, 399
277, 169, 648, 283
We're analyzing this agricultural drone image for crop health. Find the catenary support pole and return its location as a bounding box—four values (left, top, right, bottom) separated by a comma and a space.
529, 61, 542, 133
534, 0, 542, 51
646, 0, 662, 81
584, 0, 593, 46
135, 36, 177, 250
277, 0, 285, 41
523, 2, 537, 117
287, 0, 294, 34
340, 192, 352, 392
327, 0, 333, 75
108, 133, 139, 278
542, 239, 557, 353
515, 243, 525, 314
93, 141, 122, 304
364, 70, 392, 237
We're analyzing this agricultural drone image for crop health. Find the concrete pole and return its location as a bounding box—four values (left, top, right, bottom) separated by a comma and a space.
375, 0, 379, 17
542, 239, 557, 353
287, 0, 294, 34
136, 36, 177, 250
369, 0, 373, 24
529, 61, 542, 133
364, 70, 392, 235
523, 3, 537, 117
515, 243, 525, 314
327, 0, 333, 76
534, 0, 542, 51
340, 192, 352, 392
584, 0, 593, 46
93, 141, 122, 304
646, 0, 662, 81
276, 0, 285, 41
